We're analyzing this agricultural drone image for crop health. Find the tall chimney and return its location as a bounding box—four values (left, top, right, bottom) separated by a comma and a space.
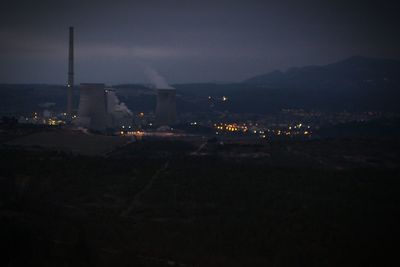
67, 26, 74, 118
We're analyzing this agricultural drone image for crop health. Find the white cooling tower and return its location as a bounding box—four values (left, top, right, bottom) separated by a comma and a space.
155, 88, 176, 126
77, 83, 107, 131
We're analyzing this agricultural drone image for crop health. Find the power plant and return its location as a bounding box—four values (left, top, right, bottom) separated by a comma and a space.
155, 88, 177, 126
64, 27, 174, 131
77, 83, 107, 131
65, 27, 133, 132
76, 84, 134, 131
67, 26, 74, 120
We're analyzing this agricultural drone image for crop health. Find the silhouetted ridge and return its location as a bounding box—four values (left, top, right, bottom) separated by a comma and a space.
244, 56, 400, 89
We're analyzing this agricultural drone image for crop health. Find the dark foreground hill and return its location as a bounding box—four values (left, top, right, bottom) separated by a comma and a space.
1, 137, 400, 266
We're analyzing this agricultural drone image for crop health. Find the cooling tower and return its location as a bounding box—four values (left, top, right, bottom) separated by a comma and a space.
155, 88, 176, 126
77, 83, 107, 131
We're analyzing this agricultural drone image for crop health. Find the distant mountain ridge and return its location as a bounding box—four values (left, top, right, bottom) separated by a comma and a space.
244, 56, 400, 90
1, 56, 400, 115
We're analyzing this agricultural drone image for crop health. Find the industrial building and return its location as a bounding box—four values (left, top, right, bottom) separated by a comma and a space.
155, 88, 177, 126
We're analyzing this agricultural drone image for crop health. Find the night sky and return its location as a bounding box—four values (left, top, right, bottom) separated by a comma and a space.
1, 0, 399, 84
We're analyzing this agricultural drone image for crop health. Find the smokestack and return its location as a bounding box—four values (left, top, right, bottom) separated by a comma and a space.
67, 26, 74, 119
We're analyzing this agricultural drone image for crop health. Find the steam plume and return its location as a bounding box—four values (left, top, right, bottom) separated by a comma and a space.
145, 67, 174, 89
107, 90, 133, 116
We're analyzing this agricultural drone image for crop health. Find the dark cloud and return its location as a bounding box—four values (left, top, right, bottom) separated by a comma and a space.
1, 0, 399, 84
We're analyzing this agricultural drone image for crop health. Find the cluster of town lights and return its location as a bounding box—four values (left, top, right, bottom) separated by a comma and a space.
47, 118, 65, 126
120, 130, 144, 136
207, 96, 228, 102
214, 123, 248, 133
214, 122, 312, 137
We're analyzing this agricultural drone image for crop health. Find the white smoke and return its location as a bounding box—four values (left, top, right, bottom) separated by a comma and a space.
107, 90, 133, 116
115, 102, 133, 116
144, 67, 174, 89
